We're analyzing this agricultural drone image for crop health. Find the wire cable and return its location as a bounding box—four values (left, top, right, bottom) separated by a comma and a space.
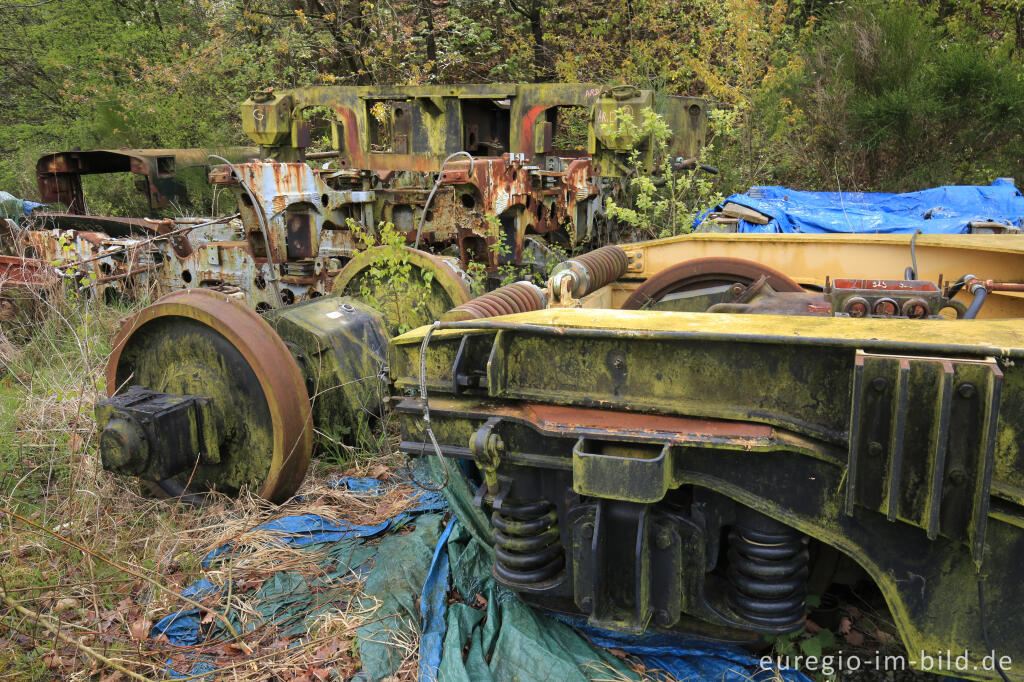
208, 154, 283, 307
407, 320, 451, 492
978, 577, 1012, 682
414, 151, 474, 249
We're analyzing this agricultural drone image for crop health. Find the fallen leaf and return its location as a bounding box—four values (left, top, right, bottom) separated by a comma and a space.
837, 616, 852, 635
129, 616, 152, 639
67, 432, 83, 453
844, 629, 865, 646
53, 597, 80, 613
240, 578, 265, 591
227, 641, 252, 654
608, 647, 629, 660
474, 593, 488, 608
201, 610, 216, 625
804, 618, 821, 634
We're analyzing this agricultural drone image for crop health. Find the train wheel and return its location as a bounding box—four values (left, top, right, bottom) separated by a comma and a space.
106, 289, 312, 502
620, 257, 804, 310
332, 247, 472, 333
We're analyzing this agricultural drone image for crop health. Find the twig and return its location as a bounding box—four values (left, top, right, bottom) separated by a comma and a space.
0, 585, 153, 681
0, 507, 249, 647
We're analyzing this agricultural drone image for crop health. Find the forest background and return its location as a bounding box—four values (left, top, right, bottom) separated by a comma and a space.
3, 0, 1024, 211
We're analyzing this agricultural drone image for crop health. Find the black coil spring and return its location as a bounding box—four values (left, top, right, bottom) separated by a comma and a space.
444, 281, 546, 321
492, 498, 565, 585
727, 519, 809, 629
574, 245, 629, 293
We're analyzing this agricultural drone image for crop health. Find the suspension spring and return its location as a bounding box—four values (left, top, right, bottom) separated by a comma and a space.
549, 245, 628, 299
443, 281, 546, 321
492, 497, 565, 586
727, 513, 809, 630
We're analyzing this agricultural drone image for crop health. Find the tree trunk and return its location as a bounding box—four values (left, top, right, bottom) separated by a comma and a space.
420, 0, 438, 74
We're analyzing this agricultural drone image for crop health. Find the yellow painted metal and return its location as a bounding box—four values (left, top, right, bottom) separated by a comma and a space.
392, 306, 1024, 353
611, 232, 1024, 318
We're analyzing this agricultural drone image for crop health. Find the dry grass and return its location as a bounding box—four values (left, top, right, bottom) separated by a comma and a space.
0, 286, 422, 680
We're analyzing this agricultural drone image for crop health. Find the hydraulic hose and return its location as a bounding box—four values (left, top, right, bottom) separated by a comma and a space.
964, 284, 988, 319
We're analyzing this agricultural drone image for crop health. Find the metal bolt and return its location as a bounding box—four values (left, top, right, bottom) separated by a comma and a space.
871, 377, 888, 392
949, 468, 967, 485
958, 383, 976, 399
486, 433, 505, 454
581, 522, 595, 539
580, 597, 593, 610
613, 357, 625, 370
868, 441, 883, 457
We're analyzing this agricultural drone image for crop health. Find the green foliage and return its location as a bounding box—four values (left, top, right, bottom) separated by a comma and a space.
751, 0, 1024, 190
345, 220, 442, 335
772, 625, 838, 681
3, 0, 1024, 216
603, 107, 727, 238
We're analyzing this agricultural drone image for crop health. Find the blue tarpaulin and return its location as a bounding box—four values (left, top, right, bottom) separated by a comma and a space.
152, 473, 812, 681
418, 516, 811, 682
0, 191, 43, 219
695, 179, 1024, 234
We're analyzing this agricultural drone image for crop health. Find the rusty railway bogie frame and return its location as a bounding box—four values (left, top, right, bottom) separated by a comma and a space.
234, 83, 708, 280
3, 85, 709, 310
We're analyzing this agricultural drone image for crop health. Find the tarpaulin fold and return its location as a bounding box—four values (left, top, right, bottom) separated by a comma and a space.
152, 469, 812, 681
419, 456, 812, 682
696, 179, 1024, 233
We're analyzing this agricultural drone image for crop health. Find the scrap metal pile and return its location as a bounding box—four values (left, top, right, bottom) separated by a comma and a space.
7, 81, 1024, 680
93, 228, 1024, 680
1, 84, 708, 315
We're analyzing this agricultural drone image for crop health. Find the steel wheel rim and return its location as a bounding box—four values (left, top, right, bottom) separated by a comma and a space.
107, 288, 313, 502
621, 257, 805, 310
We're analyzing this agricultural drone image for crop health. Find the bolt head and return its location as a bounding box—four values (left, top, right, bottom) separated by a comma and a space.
958, 383, 976, 399
871, 377, 888, 392
581, 522, 594, 539
868, 441, 883, 457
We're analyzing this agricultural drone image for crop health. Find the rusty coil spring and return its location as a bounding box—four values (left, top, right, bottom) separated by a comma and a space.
574, 245, 629, 292
443, 281, 546, 321
492, 497, 565, 586
550, 245, 629, 298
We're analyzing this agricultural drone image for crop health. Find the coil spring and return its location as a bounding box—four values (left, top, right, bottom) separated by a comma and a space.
492, 497, 565, 586
549, 245, 629, 298
726, 517, 809, 630
573, 245, 629, 292
444, 281, 546, 321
